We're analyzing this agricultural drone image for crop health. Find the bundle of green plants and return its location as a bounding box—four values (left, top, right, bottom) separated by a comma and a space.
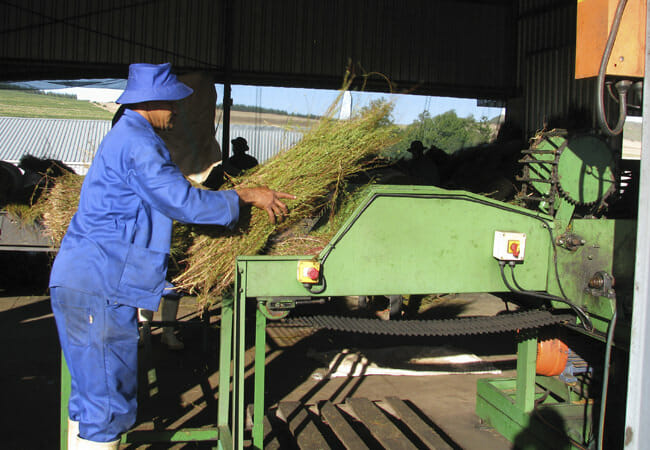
173, 100, 399, 305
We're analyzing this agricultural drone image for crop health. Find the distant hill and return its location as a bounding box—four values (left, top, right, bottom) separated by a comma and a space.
0, 89, 114, 120
217, 103, 319, 120
215, 108, 318, 129
0, 89, 315, 129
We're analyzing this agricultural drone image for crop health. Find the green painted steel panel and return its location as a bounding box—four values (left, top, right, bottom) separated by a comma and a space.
242, 186, 553, 297
477, 378, 592, 449
546, 219, 636, 328
252, 309, 267, 448
516, 337, 537, 413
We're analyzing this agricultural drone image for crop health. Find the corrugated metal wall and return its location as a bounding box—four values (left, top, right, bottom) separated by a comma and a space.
1, 0, 515, 99
228, 124, 303, 164
515, 0, 604, 136
0, 117, 302, 174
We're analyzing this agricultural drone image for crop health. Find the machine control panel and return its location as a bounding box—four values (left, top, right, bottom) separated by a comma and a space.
493, 231, 526, 261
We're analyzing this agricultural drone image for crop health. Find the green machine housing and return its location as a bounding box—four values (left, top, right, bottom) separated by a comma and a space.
224, 131, 635, 449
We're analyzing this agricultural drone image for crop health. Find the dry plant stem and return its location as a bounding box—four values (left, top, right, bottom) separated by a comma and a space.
174, 100, 398, 307
40, 173, 84, 245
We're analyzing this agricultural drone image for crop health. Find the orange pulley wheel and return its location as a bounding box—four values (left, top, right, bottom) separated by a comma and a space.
536, 338, 569, 376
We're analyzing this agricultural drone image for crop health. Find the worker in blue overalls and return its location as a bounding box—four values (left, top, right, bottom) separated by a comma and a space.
49, 63, 294, 449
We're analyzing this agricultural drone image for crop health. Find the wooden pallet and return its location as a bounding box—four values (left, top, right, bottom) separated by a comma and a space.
273, 397, 454, 449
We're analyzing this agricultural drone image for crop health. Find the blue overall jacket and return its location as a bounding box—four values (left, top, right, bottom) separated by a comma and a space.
49, 109, 240, 311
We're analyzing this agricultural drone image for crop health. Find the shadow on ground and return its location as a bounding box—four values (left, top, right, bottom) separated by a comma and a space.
3, 283, 519, 449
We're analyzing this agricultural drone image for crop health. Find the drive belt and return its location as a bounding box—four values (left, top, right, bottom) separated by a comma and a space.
276, 309, 574, 336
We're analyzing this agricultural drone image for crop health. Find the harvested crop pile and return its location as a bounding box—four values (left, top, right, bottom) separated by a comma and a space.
173, 100, 398, 303
38, 173, 195, 259
35, 98, 398, 308
39, 172, 84, 245
265, 183, 372, 257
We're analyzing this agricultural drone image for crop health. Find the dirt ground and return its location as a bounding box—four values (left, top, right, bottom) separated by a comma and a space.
2, 251, 521, 450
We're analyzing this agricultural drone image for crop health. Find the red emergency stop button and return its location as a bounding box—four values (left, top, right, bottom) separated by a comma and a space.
298, 260, 321, 284
509, 241, 520, 258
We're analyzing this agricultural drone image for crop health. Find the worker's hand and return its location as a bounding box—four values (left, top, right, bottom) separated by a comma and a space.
235, 187, 296, 224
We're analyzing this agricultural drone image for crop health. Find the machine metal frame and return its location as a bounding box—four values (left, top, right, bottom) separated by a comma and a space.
225, 184, 627, 448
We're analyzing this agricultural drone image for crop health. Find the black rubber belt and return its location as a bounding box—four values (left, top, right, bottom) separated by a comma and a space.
277, 310, 574, 336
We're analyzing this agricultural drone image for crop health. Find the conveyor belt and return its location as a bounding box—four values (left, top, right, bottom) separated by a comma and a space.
278, 309, 574, 336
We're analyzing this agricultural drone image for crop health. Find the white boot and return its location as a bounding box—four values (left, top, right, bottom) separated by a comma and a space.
138, 308, 154, 322
75, 435, 120, 449
160, 297, 184, 350
68, 418, 79, 450
137, 308, 154, 347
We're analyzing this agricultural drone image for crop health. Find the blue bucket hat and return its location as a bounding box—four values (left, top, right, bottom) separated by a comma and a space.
116, 63, 193, 104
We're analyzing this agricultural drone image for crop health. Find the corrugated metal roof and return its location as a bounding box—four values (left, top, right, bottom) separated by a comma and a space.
0, 117, 304, 174
0, 0, 515, 99
0, 116, 110, 174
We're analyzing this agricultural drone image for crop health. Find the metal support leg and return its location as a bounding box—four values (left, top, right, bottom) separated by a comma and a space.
60, 354, 71, 450
252, 308, 267, 448
217, 295, 234, 446
516, 334, 538, 413
232, 262, 247, 449
141, 321, 160, 400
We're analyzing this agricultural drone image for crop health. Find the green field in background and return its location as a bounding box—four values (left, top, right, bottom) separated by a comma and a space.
0, 89, 113, 120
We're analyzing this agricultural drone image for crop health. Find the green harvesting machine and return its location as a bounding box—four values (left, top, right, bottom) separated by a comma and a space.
57, 130, 634, 449
223, 130, 635, 449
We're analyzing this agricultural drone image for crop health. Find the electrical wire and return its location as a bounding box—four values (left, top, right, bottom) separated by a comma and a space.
597, 295, 617, 450
499, 261, 593, 331
533, 408, 591, 450
509, 262, 529, 292
306, 276, 326, 295
607, 82, 642, 109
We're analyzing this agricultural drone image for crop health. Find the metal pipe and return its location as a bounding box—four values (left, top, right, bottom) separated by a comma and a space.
221, 0, 233, 161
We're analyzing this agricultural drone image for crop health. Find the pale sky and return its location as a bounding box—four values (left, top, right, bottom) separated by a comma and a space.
45, 84, 504, 125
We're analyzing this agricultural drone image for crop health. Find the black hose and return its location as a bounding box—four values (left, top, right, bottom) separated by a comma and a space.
499, 261, 593, 331
595, 0, 629, 136
597, 296, 617, 450
509, 262, 529, 292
